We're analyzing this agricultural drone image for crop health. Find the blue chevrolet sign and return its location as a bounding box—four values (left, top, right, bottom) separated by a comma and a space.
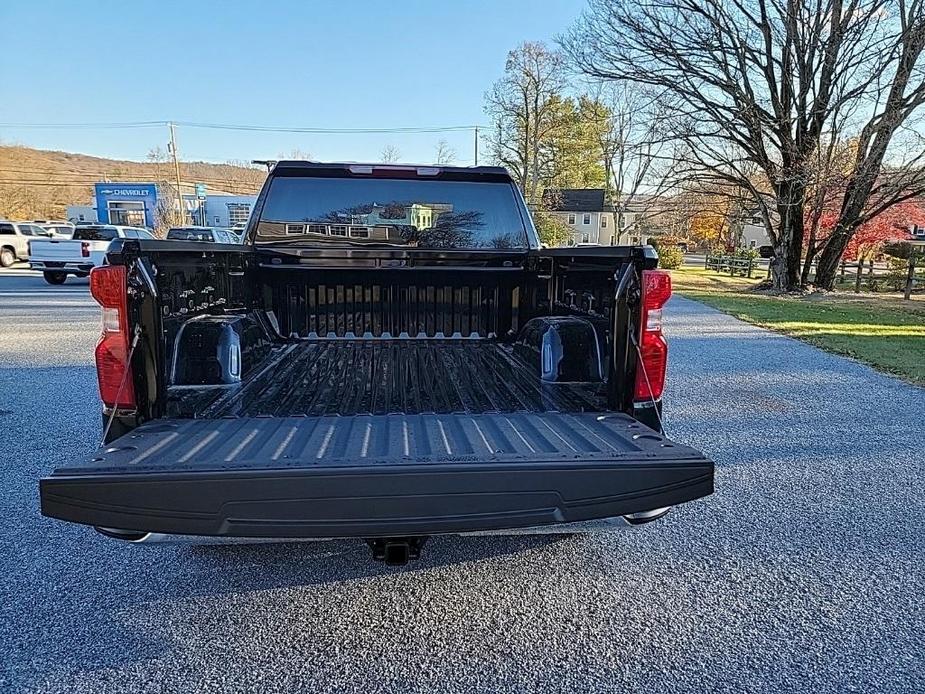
94, 183, 158, 227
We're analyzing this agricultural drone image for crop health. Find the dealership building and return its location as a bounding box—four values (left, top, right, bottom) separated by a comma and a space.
67, 183, 257, 229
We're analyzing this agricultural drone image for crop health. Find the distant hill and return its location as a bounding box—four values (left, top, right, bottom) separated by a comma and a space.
0, 145, 266, 220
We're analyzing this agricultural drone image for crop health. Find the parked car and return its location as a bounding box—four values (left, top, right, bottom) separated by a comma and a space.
28, 225, 155, 284
34, 220, 76, 238
39, 162, 715, 565
166, 226, 239, 243
0, 221, 53, 267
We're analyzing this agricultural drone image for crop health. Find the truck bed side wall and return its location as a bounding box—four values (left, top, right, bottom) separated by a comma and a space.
108, 240, 255, 425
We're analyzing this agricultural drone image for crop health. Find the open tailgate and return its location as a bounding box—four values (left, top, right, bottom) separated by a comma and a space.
40, 412, 713, 537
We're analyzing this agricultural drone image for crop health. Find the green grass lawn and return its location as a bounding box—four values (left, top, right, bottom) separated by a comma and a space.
672, 267, 925, 385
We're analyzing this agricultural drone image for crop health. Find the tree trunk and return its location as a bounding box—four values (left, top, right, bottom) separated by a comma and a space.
814, 225, 852, 290
769, 238, 790, 290
801, 220, 819, 286
800, 245, 817, 286
770, 180, 806, 291
904, 258, 916, 300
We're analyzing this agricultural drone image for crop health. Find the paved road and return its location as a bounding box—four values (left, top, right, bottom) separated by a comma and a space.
2, 268, 923, 693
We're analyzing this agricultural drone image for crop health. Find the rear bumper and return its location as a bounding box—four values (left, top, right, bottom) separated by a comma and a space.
30, 261, 95, 273
101, 515, 640, 544
40, 460, 713, 538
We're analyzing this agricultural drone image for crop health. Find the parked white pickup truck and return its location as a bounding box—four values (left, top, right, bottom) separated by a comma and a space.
29, 225, 155, 284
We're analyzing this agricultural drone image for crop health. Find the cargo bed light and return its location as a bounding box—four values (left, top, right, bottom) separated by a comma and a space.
89, 265, 135, 409
347, 164, 442, 177
634, 269, 671, 402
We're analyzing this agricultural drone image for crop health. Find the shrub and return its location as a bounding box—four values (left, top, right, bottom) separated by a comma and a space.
885, 257, 910, 291
657, 244, 684, 269
883, 241, 915, 260
533, 211, 572, 247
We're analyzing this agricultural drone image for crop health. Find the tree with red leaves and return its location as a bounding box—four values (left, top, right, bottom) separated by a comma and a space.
814, 200, 925, 262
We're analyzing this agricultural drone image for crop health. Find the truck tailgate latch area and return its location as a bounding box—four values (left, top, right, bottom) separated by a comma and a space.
366, 537, 428, 566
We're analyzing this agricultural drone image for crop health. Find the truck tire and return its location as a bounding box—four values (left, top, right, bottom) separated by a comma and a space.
0, 247, 14, 268
43, 271, 68, 285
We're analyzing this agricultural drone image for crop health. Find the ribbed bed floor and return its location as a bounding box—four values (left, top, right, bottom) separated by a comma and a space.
172, 340, 609, 418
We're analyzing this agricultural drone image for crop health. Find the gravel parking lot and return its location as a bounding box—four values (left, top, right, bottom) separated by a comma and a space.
2, 268, 923, 693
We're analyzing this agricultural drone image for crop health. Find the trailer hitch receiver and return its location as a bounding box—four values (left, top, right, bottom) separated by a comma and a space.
366, 537, 428, 566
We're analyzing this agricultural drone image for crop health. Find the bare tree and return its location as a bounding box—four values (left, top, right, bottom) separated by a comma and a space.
565, 0, 925, 291
278, 148, 313, 160
581, 82, 682, 242
223, 159, 267, 191
434, 139, 457, 165
146, 147, 185, 231
484, 41, 568, 203
380, 145, 401, 163
813, 4, 925, 286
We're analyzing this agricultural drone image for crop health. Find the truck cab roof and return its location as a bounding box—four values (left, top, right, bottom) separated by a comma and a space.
271, 160, 512, 180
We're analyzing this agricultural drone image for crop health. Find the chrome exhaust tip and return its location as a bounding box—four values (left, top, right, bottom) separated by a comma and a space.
94, 527, 152, 542
622, 507, 671, 525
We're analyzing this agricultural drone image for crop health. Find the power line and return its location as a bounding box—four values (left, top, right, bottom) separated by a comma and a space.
0, 176, 261, 194
0, 120, 482, 134
175, 121, 479, 134
0, 121, 164, 129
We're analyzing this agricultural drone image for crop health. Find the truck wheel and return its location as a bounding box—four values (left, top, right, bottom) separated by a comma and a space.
43, 271, 68, 285
0, 247, 14, 267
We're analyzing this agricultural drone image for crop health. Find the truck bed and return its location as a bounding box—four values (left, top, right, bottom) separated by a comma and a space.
171, 340, 608, 418
42, 337, 714, 538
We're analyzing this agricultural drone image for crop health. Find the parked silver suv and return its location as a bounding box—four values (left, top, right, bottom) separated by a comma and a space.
0, 221, 53, 267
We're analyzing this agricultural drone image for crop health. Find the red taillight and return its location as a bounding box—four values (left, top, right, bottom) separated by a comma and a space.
634, 269, 671, 402
89, 266, 135, 408
81, 241, 91, 257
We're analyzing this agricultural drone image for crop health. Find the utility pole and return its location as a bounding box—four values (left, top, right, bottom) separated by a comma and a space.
168, 122, 184, 224
473, 126, 479, 166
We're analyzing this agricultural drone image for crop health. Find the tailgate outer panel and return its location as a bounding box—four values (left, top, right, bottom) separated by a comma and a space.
41, 412, 714, 537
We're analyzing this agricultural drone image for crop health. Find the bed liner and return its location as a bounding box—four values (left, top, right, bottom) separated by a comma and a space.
170, 340, 608, 418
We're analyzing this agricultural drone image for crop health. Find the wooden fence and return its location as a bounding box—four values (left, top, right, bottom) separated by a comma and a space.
704, 254, 923, 298
705, 254, 755, 278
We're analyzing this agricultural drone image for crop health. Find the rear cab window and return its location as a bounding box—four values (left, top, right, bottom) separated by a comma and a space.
167, 228, 215, 241
73, 227, 119, 241
255, 170, 529, 249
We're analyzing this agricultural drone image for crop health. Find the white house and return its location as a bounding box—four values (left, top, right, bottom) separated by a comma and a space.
738, 212, 772, 249
542, 189, 617, 245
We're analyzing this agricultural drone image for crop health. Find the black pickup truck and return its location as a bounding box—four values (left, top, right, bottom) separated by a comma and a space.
40, 162, 713, 564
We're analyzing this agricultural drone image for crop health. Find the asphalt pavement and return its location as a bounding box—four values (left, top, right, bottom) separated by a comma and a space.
2, 267, 923, 693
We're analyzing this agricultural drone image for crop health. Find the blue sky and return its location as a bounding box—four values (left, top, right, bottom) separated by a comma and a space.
0, 0, 585, 165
